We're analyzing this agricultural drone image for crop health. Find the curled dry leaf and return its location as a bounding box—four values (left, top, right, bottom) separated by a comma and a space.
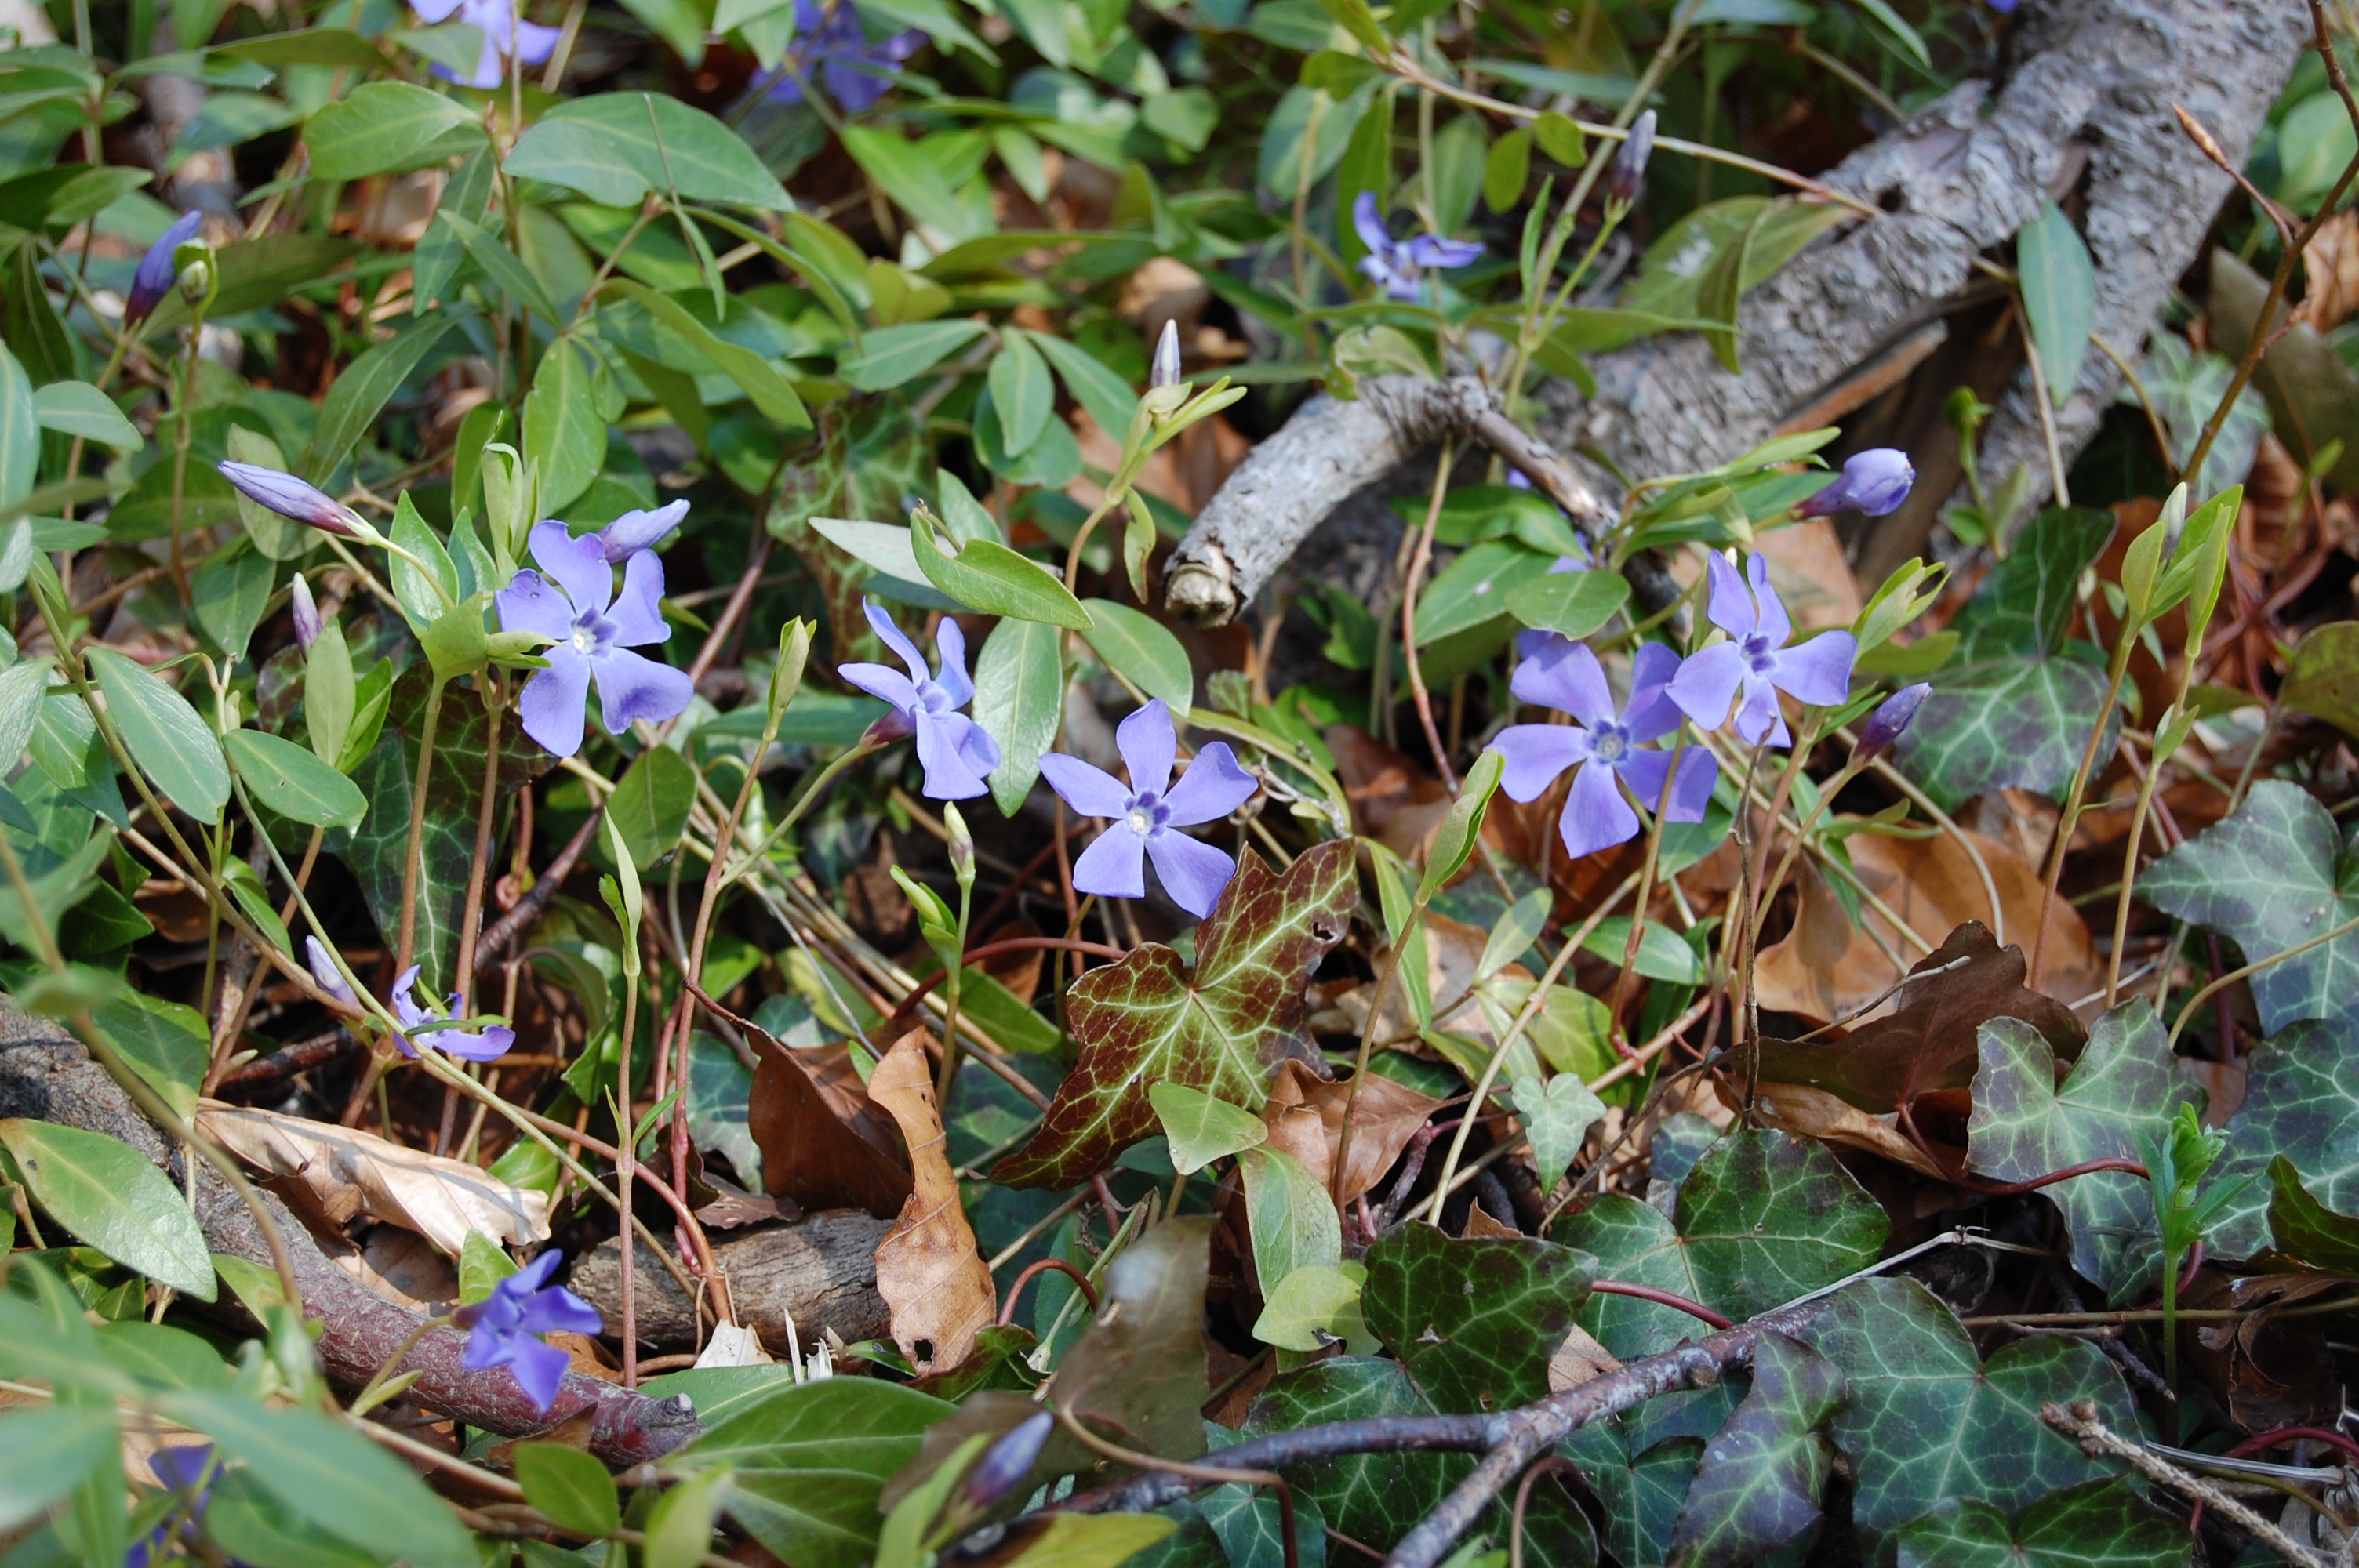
1259, 1059, 1441, 1208
196, 1102, 549, 1254
868, 1029, 996, 1374
743, 1014, 914, 1219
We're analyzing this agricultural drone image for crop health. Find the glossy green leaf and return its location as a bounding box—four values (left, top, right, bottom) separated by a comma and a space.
972, 614, 1065, 815
1363, 1224, 1595, 1413
1419, 749, 1502, 900
841, 320, 990, 392
87, 647, 230, 819
1580, 916, 1704, 985
523, 338, 607, 515
1667, 1333, 1845, 1568
1026, 329, 1140, 440
93, 1320, 231, 1392
0, 1119, 215, 1297
191, 539, 274, 664
1413, 541, 1556, 646
30, 381, 139, 451
988, 332, 1056, 456
204, 1468, 384, 1568
1239, 1143, 1342, 1316
1889, 656, 2117, 812
92, 991, 207, 1122
305, 313, 464, 483
2017, 200, 2095, 408
2265, 1153, 2359, 1275
611, 281, 809, 430
226, 728, 368, 830
608, 742, 698, 868
1148, 1081, 1267, 1174
2201, 1018, 2359, 1260
1080, 598, 1194, 717
1894, 1477, 2190, 1568
1252, 1262, 1365, 1354
304, 81, 478, 180
909, 503, 1092, 630
0, 347, 38, 507
506, 94, 790, 209
1503, 568, 1630, 640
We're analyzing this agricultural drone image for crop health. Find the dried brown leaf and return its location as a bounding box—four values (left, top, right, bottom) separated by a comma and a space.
1547, 1323, 1622, 1392
869, 1029, 995, 1374
1258, 1058, 1441, 1207
746, 1025, 913, 1219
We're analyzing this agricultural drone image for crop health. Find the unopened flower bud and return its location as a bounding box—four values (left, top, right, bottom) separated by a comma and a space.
1801, 448, 1916, 519
306, 935, 360, 1011
125, 210, 202, 326
943, 800, 975, 888
1852, 682, 1931, 766
594, 499, 690, 564
1607, 111, 1655, 206
290, 574, 321, 652
176, 256, 212, 304
963, 1411, 1052, 1511
1150, 319, 1182, 390
218, 461, 369, 539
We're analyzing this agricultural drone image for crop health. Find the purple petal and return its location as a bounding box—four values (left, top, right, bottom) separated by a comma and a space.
863, 600, 929, 688
509, 1250, 564, 1294
1702, 552, 1757, 639
1733, 671, 1790, 746
518, 646, 593, 757
1511, 637, 1615, 727
127, 210, 202, 325
597, 500, 689, 563
1666, 641, 1747, 731
433, 1023, 515, 1062
604, 550, 671, 647
1039, 753, 1132, 818
496, 568, 576, 643
1351, 191, 1390, 257
930, 619, 973, 709
1488, 724, 1593, 803
914, 710, 992, 800
514, 15, 560, 63
410, 0, 462, 20
1161, 742, 1257, 826
528, 521, 612, 617
1116, 699, 1176, 797
1556, 759, 1641, 860
1746, 554, 1792, 648
518, 1283, 603, 1338
592, 648, 694, 734
1767, 630, 1858, 708
1621, 642, 1687, 739
506, 1335, 572, 1415
390, 965, 427, 1028
1407, 235, 1483, 270
947, 710, 1001, 774
1072, 825, 1147, 900
1614, 746, 1717, 823
306, 936, 358, 1008
1147, 829, 1237, 919
839, 661, 922, 713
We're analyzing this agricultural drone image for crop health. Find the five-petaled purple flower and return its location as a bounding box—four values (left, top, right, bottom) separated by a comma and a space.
495, 520, 694, 759
1667, 553, 1857, 746
1039, 699, 1258, 918
1801, 448, 1915, 518
840, 599, 1001, 800
127, 210, 202, 326
1489, 637, 1718, 860
761, 0, 923, 113
1353, 191, 1482, 304
457, 1250, 602, 1415
391, 965, 516, 1061
409, 0, 560, 88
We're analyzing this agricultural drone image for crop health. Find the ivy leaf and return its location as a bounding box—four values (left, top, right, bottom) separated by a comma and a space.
1201, 1427, 1331, 1568
1512, 1073, 1606, 1193
2201, 1019, 2359, 1260
1954, 510, 2117, 662
1965, 1003, 2195, 1296
2266, 1152, 2359, 1272
1561, 1425, 1703, 1568
993, 841, 1357, 1189
1666, 1333, 1846, 1568
1893, 1477, 2189, 1568
1361, 1224, 1595, 1414
1799, 1278, 2139, 1566
1553, 1131, 1890, 1358
2139, 780, 2359, 1035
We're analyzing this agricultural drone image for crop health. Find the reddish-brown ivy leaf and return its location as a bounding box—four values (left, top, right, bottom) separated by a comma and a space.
992, 840, 1357, 1189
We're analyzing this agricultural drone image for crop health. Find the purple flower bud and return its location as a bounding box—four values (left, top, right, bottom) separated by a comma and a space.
1607, 112, 1655, 206
594, 499, 690, 564
126, 210, 202, 326
290, 574, 321, 652
1801, 448, 1916, 518
1853, 682, 1931, 765
1150, 320, 1183, 390
219, 461, 366, 538
964, 1411, 1053, 1509
1986, 0, 2016, 11
305, 935, 359, 1011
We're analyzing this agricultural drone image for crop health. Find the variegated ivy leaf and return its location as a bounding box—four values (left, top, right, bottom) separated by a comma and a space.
991, 840, 1355, 1189
1361, 1224, 1596, 1415
1894, 1477, 2194, 1568
2202, 1018, 2359, 1260
1667, 1333, 1845, 1568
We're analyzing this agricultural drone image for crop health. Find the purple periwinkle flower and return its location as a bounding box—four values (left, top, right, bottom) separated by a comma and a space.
1986, 0, 2016, 12
456, 1250, 602, 1415
1151, 320, 1183, 390
129, 1445, 224, 1568
760, 0, 923, 113
1488, 637, 1718, 860
839, 599, 1001, 800
409, 0, 560, 88
1853, 682, 1931, 765
1353, 191, 1483, 304
1667, 553, 1858, 746
965, 1411, 1054, 1509
1606, 111, 1655, 206
391, 965, 517, 1062
1801, 448, 1916, 518
1039, 699, 1258, 918
218, 461, 367, 539
126, 210, 202, 326
307, 935, 360, 1011
495, 521, 694, 759
290, 574, 321, 652
594, 499, 689, 564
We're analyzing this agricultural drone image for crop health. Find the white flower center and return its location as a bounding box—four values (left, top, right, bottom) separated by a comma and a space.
1127, 807, 1154, 835
572, 626, 598, 655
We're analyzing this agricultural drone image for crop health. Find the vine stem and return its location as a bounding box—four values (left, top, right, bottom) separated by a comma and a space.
452, 678, 505, 1016
2165, 907, 2359, 1044
395, 677, 450, 978
1401, 439, 1458, 790
1057, 1405, 1302, 1568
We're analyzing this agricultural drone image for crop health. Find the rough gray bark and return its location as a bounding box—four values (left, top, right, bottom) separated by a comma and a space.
1165, 0, 2307, 625
0, 1007, 702, 1464
572, 1211, 892, 1356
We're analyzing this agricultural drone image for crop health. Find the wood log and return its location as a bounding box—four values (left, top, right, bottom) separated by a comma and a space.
571, 1211, 893, 1357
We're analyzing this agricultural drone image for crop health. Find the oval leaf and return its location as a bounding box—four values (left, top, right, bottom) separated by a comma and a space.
0, 1119, 216, 1298
88, 647, 231, 819
224, 728, 368, 829
909, 506, 1092, 629
304, 81, 478, 180
1078, 597, 1193, 716
1504, 567, 1632, 640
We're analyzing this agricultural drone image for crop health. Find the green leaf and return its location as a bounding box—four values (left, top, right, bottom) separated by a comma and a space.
506, 94, 790, 209
972, 614, 1065, 815
1025, 330, 1140, 441
610, 281, 809, 430
1419, 749, 1502, 900
87, 647, 229, 819
841, 320, 990, 392
1004, 1513, 1180, 1568
1362, 1224, 1595, 1413
1478, 887, 1552, 980
909, 504, 1092, 630
304, 314, 464, 483
805, 517, 959, 609
2265, 1153, 2359, 1273
1798, 1278, 2139, 1563
1239, 1143, 1342, 1318
205, 1468, 385, 1568
608, 742, 698, 868
1580, 917, 1704, 985
1890, 657, 2117, 813
1484, 125, 1532, 212
1695, 198, 1773, 374
1503, 568, 1629, 640
2201, 1019, 2359, 1261
2277, 618, 2359, 737
305, 622, 356, 768
1252, 1261, 1365, 1354
1080, 598, 1193, 717
646, 1466, 729, 1568
1148, 1082, 1268, 1174
304, 81, 478, 180
192, 539, 275, 664
988, 333, 1056, 456
457, 1228, 518, 1305
30, 381, 139, 451
512, 1441, 621, 1538
1552, 1131, 1888, 1356
2017, 200, 2095, 408
1413, 541, 1556, 647
994, 840, 1357, 1188
840, 127, 991, 242
0, 344, 35, 506
388, 494, 460, 629
1956, 509, 2116, 662
93, 1320, 231, 1392
2140, 780, 2359, 1036
0, 1120, 216, 1297
1510, 1073, 1605, 1192
226, 728, 368, 830
144, 234, 359, 339
1894, 1477, 2191, 1568
219, 25, 386, 65
0, 1407, 119, 1535
1667, 1333, 1845, 1568
1564, 1426, 1699, 1568
157, 1392, 479, 1568
91, 991, 206, 1122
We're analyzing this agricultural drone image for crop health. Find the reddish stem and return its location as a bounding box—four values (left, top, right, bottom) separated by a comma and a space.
1590, 1279, 1733, 1330
996, 1258, 1101, 1327
2228, 1425, 2359, 1464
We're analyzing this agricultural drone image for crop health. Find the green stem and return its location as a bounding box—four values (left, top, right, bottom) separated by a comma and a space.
720, 738, 880, 884
936, 880, 972, 1105
395, 678, 449, 977
2029, 647, 2136, 985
